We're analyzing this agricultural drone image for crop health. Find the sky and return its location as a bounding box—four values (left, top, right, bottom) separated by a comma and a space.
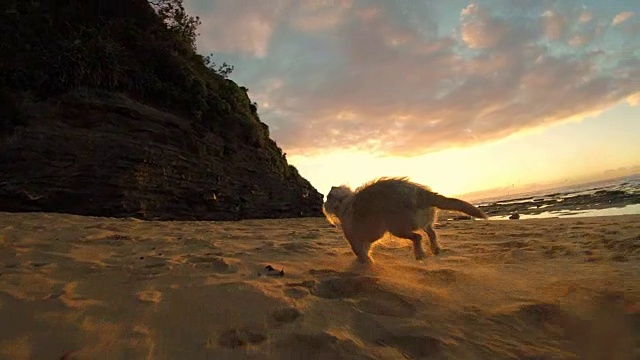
184, 0, 640, 200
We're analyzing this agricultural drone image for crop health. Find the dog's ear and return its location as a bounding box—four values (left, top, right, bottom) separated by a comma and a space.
326, 188, 335, 199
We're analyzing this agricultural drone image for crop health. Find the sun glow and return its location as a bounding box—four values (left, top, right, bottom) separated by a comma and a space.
288, 102, 640, 200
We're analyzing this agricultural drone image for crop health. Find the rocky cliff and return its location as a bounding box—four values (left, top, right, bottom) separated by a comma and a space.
0, 0, 324, 220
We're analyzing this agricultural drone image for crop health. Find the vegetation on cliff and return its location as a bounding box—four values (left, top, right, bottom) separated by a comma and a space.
0, 0, 324, 220
3, 0, 243, 136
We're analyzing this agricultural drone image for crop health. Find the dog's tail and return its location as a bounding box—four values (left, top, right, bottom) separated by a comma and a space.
419, 191, 488, 219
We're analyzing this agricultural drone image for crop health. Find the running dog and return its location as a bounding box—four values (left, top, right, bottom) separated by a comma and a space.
322, 177, 488, 263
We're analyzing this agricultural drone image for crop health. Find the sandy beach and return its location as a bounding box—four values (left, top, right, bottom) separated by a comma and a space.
0, 212, 639, 359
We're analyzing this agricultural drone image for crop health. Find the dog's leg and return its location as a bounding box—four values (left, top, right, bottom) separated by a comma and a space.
409, 233, 427, 260
411, 233, 427, 260
353, 242, 373, 264
343, 228, 374, 263
391, 230, 426, 260
425, 225, 441, 255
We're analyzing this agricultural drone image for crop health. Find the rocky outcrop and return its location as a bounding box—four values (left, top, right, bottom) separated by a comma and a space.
0, 0, 323, 220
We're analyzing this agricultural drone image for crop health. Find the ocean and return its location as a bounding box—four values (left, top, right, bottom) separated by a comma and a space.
472, 174, 640, 220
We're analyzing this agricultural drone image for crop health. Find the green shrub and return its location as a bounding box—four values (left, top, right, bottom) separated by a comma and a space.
0, 0, 274, 148
149, 0, 201, 52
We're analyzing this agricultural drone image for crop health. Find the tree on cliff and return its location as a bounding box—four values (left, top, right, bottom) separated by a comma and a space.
0, 0, 236, 121
148, 0, 234, 78
149, 0, 200, 51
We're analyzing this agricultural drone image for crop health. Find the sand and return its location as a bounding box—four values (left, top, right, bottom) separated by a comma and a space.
0, 212, 639, 360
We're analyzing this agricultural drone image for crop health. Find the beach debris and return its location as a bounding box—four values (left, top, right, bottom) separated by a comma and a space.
509, 213, 520, 220
272, 307, 301, 323
261, 265, 285, 277
450, 215, 473, 221
59, 350, 79, 360
286, 280, 316, 289
218, 329, 267, 349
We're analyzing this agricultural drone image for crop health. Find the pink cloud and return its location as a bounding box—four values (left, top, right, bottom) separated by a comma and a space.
460, 3, 478, 17
191, 1, 640, 157
194, 0, 357, 56
613, 11, 633, 26
288, 0, 354, 31
579, 9, 593, 23
460, 4, 510, 49
568, 34, 588, 47
542, 10, 566, 40
194, 1, 283, 57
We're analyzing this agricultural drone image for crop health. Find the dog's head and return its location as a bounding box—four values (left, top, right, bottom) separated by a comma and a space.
322, 185, 352, 227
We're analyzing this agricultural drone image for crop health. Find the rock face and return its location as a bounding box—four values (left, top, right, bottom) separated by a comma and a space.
0, 0, 323, 220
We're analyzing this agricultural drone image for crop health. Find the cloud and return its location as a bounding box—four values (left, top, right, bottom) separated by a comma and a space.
627, 93, 640, 106
193, 0, 358, 57
568, 35, 588, 46
288, 0, 354, 32
460, 4, 510, 49
542, 10, 566, 40
579, 9, 593, 23
460, 3, 478, 17
193, 1, 284, 57
192, 1, 640, 157
613, 11, 633, 26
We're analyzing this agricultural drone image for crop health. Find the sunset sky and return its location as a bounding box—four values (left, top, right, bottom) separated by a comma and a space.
185, 0, 640, 200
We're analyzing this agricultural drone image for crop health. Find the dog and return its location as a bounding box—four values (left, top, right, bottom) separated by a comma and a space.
322, 177, 488, 263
